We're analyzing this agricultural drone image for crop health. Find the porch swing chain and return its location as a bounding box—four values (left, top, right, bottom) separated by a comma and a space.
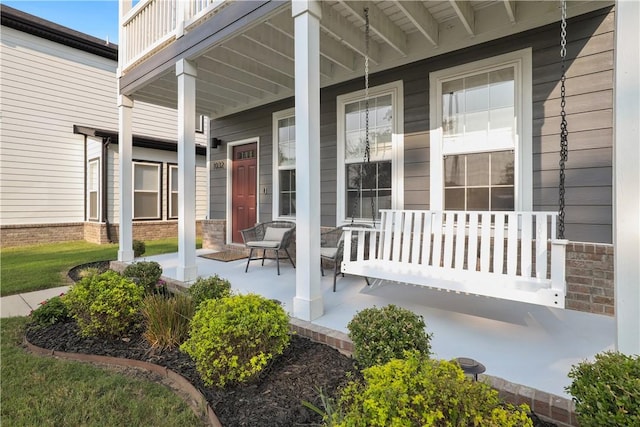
364, 7, 375, 227
350, 7, 375, 226
559, 0, 568, 239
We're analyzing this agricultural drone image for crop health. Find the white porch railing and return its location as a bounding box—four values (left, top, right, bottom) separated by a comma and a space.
120, 0, 229, 71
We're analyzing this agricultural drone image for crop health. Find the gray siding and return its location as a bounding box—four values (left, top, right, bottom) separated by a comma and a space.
209, 98, 292, 223
211, 6, 614, 243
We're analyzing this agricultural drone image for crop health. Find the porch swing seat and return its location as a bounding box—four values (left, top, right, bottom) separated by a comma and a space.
342, 209, 568, 308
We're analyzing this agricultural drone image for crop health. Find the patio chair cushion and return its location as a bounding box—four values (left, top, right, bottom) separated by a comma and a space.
263, 227, 288, 242
245, 240, 281, 248
320, 247, 338, 259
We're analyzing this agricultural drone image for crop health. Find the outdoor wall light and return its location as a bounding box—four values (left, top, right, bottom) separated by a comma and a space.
211, 137, 222, 149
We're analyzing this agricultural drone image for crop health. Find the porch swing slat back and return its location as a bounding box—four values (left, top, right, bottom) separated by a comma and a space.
342, 209, 568, 308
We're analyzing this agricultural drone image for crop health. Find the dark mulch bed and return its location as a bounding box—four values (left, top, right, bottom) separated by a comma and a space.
67, 261, 111, 282
48, 264, 556, 426
25, 320, 557, 427
25, 321, 356, 427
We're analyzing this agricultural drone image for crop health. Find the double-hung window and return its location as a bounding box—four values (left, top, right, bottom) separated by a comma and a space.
273, 108, 296, 218
133, 161, 161, 220
430, 49, 532, 211
168, 164, 178, 219
87, 159, 99, 221
337, 81, 404, 223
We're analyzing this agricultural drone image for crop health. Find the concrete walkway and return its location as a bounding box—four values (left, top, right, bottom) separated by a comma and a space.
1, 286, 71, 318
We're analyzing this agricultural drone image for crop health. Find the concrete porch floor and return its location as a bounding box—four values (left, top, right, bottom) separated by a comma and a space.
147, 248, 615, 399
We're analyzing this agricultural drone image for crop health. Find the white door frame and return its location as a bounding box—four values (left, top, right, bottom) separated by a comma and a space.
225, 137, 260, 245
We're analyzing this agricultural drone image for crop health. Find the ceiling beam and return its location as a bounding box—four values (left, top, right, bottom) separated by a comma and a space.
450, 0, 475, 36
196, 67, 266, 100
196, 77, 253, 105
222, 38, 333, 79
197, 56, 280, 94
223, 37, 295, 78
203, 48, 294, 90
503, 0, 516, 24
339, 0, 408, 56
145, 77, 239, 108
318, 1, 380, 65
265, 11, 355, 71
395, 1, 439, 47
243, 25, 294, 59
134, 88, 228, 115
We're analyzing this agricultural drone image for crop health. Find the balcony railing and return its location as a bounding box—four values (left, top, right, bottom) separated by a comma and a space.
120, 0, 229, 71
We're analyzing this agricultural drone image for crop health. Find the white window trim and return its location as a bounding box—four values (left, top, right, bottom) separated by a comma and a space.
336, 80, 404, 225
272, 108, 296, 220
429, 48, 532, 211
87, 158, 100, 221
195, 114, 205, 134
132, 161, 161, 220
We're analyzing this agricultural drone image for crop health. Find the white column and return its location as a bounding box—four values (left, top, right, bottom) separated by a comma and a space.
117, 94, 134, 262
292, 0, 323, 321
176, 59, 198, 282
614, 0, 640, 354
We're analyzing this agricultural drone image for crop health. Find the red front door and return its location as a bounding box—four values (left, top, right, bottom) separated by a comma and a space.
231, 143, 257, 243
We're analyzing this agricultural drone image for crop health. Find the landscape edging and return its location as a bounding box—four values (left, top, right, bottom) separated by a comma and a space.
23, 338, 222, 427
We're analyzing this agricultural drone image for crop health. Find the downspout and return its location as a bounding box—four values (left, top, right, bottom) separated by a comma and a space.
103, 137, 113, 243
83, 136, 88, 222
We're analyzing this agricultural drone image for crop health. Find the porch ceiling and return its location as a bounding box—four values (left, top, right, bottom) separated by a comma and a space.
120, 0, 611, 119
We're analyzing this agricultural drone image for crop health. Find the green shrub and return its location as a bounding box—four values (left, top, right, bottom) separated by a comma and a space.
141, 293, 195, 350
180, 294, 290, 387
188, 275, 232, 307
347, 304, 432, 369
133, 240, 146, 257
333, 351, 532, 427
30, 295, 70, 326
122, 261, 162, 294
567, 351, 640, 426
64, 271, 144, 337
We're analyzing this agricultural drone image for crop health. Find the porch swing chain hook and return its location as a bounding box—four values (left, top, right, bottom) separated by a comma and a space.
559, 0, 568, 239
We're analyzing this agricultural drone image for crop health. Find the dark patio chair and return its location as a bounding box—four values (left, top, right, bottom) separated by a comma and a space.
321, 224, 371, 291
241, 221, 296, 275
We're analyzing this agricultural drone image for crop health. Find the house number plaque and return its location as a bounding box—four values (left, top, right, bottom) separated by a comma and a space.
213, 161, 225, 169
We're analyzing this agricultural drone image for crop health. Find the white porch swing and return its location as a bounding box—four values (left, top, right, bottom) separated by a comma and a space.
341, 2, 570, 309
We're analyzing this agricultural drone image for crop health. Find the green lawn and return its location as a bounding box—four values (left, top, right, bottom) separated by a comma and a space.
0, 238, 201, 296
0, 317, 204, 427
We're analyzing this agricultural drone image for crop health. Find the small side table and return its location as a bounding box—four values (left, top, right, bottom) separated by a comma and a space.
456, 357, 486, 381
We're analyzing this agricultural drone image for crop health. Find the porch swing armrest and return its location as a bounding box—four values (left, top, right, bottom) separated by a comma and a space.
550, 239, 569, 294
342, 226, 379, 263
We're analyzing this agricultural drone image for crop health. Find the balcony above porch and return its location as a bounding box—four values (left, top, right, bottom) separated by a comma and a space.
118, 0, 612, 119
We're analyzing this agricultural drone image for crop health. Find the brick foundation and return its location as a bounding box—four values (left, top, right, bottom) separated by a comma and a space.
565, 242, 615, 316
102, 221, 203, 243
1, 223, 85, 247
1, 221, 204, 248
202, 219, 226, 250
83, 221, 112, 244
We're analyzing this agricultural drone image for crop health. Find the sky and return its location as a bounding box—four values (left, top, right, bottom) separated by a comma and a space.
2, 1, 120, 44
